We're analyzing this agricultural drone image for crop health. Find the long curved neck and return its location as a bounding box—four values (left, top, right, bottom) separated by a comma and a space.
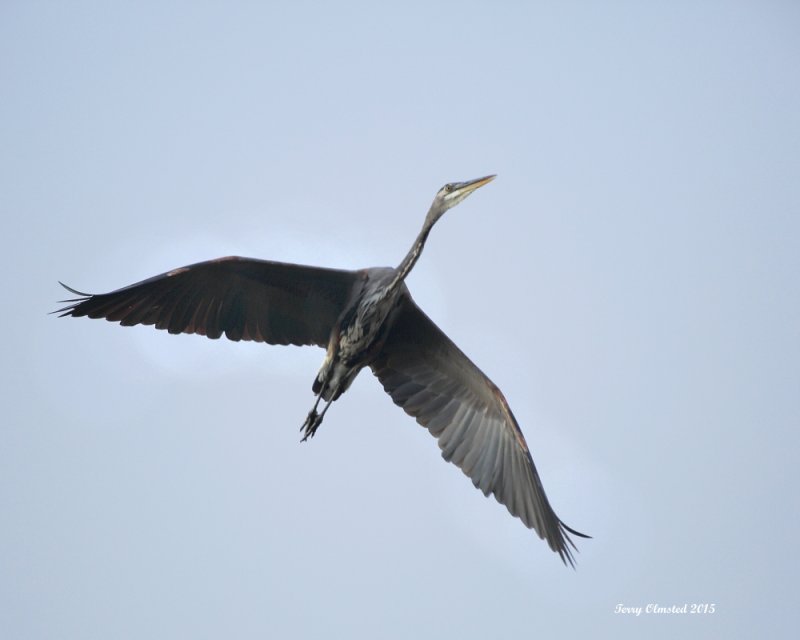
385, 210, 438, 296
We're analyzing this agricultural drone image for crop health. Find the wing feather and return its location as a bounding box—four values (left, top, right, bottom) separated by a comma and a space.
370, 294, 588, 565
57, 256, 361, 348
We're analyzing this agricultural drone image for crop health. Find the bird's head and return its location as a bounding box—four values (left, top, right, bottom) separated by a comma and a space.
427, 174, 496, 225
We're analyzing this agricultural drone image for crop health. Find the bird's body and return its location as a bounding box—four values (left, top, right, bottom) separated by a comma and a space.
304, 267, 402, 436
315, 267, 398, 402
57, 175, 589, 564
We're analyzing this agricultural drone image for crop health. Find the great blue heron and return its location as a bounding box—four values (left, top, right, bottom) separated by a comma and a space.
56, 175, 588, 565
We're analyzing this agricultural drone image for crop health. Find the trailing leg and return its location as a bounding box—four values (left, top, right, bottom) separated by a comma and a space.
300, 394, 335, 442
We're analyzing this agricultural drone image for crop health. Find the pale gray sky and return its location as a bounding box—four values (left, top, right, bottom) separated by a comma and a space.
2, 2, 798, 638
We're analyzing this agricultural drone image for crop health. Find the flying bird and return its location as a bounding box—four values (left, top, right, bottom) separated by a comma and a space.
56, 175, 588, 565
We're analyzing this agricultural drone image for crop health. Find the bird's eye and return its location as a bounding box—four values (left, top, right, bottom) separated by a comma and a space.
444, 184, 453, 193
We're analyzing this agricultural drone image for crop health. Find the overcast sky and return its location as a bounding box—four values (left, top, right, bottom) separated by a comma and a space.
2, 2, 798, 638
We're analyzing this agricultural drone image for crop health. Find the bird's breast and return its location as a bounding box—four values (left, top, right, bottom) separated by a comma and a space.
338, 286, 399, 366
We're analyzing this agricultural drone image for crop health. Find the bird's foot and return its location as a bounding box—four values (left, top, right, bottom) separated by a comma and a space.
300, 409, 321, 442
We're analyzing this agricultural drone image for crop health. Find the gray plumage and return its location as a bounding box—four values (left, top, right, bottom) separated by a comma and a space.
56, 175, 588, 565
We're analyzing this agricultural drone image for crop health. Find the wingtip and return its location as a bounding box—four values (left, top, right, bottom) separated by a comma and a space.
52, 282, 93, 316
557, 520, 590, 568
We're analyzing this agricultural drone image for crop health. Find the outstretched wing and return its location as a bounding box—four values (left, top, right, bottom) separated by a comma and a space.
370, 294, 587, 565
56, 256, 362, 347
